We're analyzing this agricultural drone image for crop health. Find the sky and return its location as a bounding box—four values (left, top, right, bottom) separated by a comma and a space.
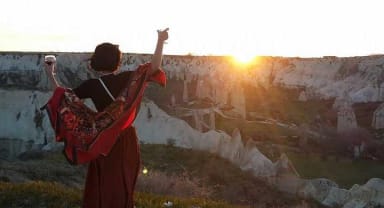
1, 0, 384, 58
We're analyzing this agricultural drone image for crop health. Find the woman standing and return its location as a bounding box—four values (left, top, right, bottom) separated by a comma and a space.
44, 28, 169, 208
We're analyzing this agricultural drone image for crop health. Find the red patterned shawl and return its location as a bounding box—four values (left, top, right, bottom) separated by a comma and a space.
43, 63, 166, 165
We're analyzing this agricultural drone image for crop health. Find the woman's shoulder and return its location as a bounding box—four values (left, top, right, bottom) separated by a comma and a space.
75, 78, 100, 90
100, 71, 132, 88
81, 78, 99, 84
73, 78, 99, 98
114, 70, 133, 80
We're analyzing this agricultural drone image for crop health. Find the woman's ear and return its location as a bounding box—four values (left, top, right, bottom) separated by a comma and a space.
113, 67, 121, 75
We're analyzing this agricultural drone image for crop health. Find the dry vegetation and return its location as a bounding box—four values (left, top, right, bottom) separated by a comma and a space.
0, 144, 324, 208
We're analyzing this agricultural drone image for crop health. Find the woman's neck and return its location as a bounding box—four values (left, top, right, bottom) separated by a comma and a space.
98, 69, 119, 77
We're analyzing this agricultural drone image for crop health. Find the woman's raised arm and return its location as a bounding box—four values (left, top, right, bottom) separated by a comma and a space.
150, 28, 169, 75
44, 56, 60, 90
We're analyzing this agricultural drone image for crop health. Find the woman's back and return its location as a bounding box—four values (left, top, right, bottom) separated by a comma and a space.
73, 71, 132, 112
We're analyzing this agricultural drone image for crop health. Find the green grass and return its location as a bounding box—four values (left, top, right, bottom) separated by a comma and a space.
216, 116, 299, 142
244, 85, 333, 125
0, 181, 246, 208
1, 144, 314, 207
135, 192, 246, 208
140, 144, 310, 207
287, 152, 384, 188
0, 181, 81, 208
141, 143, 268, 188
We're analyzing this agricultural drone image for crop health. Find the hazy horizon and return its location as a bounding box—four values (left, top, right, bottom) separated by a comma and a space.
1, 0, 384, 59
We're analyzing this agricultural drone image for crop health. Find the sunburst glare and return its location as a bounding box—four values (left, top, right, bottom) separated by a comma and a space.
230, 53, 259, 69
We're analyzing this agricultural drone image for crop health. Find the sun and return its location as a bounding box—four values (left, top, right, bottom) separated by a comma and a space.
230, 53, 258, 67
234, 54, 255, 64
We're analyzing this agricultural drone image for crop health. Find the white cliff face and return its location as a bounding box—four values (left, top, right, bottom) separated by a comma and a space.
319, 178, 384, 208
134, 100, 276, 177
0, 89, 55, 158
0, 90, 53, 142
161, 54, 384, 105
278, 176, 384, 207
3, 53, 384, 99
274, 59, 343, 90
266, 57, 384, 103
0, 54, 42, 71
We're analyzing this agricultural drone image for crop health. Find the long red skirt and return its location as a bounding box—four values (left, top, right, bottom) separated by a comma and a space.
82, 126, 141, 208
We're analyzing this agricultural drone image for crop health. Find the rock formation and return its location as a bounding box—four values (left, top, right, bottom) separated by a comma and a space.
372, 103, 384, 129
2, 52, 384, 207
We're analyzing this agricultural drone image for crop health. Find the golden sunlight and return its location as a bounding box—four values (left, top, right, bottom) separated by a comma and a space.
230, 53, 258, 69
231, 53, 256, 65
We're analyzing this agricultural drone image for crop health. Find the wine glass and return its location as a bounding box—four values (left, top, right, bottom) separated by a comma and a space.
44, 55, 56, 66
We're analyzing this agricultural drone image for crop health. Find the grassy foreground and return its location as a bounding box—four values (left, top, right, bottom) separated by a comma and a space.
0, 181, 245, 208
0, 144, 325, 208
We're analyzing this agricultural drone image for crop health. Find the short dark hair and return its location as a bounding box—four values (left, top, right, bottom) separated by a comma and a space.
90, 43, 122, 72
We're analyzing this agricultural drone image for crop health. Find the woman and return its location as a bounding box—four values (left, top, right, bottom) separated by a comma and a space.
44, 28, 169, 208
